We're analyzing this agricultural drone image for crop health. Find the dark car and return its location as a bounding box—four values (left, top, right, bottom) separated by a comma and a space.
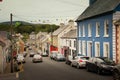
50, 51, 58, 60
86, 57, 115, 75
54, 53, 66, 61
112, 64, 120, 80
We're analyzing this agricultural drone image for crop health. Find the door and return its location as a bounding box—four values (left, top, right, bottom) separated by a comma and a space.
87, 42, 92, 57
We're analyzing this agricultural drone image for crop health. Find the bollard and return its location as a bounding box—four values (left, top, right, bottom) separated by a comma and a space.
16, 72, 19, 78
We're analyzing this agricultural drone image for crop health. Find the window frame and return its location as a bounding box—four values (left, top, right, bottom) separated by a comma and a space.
104, 20, 109, 37
82, 25, 85, 37
96, 22, 100, 37
88, 23, 92, 37
103, 42, 110, 58
95, 42, 100, 57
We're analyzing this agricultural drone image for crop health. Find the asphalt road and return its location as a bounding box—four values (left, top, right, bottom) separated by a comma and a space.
22, 56, 113, 80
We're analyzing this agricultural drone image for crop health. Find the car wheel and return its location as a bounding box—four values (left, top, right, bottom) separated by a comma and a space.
97, 68, 101, 75
77, 64, 80, 69
65, 61, 68, 64
71, 63, 73, 67
86, 66, 90, 72
113, 70, 120, 80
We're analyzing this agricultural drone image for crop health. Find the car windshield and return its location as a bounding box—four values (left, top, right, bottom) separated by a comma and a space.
34, 54, 41, 58
80, 57, 89, 60
100, 57, 114, 64
57, 54, 64, 57
77, 54, 85, 56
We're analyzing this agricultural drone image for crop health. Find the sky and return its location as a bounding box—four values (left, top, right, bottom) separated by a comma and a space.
0, 0, 89, 25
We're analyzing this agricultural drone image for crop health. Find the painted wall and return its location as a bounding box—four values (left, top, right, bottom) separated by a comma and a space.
77, 13, 113, 59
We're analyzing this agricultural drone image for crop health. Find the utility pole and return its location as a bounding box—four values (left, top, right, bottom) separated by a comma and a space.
10, 13, 13, 73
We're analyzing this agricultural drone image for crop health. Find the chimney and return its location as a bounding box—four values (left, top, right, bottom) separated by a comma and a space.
89, 0, 97, 5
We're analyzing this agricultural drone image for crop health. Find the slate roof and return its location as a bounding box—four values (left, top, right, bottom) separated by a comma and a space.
52, 25, 67, 36
76, 0, 120, 21
61, 29, 77, 39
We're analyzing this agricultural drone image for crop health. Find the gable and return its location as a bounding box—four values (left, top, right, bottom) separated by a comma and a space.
115, 4, 120, 11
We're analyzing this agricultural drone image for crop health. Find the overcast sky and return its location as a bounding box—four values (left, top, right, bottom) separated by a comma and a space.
0, 0, 89, 25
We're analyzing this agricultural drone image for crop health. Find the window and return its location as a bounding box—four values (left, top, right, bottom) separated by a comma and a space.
95, 42, 100, 57
104, 20, 109, 37
69, 49, 71, 55
82, 41, 86, 56
74, 40, 76, 48
79, 40, 81, 54
103, 42, 110, 58
82, 25, 85, 37
79, 26, 81, 37
87, 41, 92, 57
88, 24, 92, 37
69, 40, 71, 47
96, 22, 100, 37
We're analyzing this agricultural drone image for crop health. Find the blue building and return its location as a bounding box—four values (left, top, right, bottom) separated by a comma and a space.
76, 0, 120, 61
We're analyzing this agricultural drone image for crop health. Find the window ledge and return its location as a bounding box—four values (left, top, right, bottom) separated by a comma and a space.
103, 35, 109, 37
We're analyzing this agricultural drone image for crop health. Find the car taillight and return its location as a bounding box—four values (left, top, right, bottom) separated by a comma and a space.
79, 59, 83, 62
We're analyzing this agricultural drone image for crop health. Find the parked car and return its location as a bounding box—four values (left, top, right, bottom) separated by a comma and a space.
86, 57, 115, 75
37, 50, 42, 55
32, 54, 42, 63
42, 51, 48, 57
71, 56, 89, 69
65, 54, 85, 65
112, 63, 120, 80
16, 54, 25, 64
50, 51, 58, 60
29, 50, 36, 57
54, 53, 66, 61
23, 51, 27, 57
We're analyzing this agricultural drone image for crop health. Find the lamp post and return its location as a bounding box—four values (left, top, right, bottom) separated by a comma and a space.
10, 13, 14, 73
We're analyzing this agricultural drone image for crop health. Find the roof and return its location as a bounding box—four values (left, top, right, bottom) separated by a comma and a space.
76, 0, 120, 21
52, 24, 67, 36
61, 29, 77, 39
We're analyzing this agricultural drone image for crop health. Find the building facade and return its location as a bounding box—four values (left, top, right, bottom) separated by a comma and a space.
114, 19, 120, 64
76, 0, 120, 62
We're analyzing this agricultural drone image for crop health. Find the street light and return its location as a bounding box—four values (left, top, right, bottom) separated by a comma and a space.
10, 13, 14, 73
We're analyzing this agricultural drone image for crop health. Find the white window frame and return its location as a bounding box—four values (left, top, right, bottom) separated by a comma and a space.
103, 42, 110, 58
88, 24, 92, 37
87, 41, 92, 57
104, 20, 109, 37
79, 26, 81, 37
74, 40, 76, 48
82, 41, 86, 56
79, 40, 81, 54
95, 42, 100, 57
82, 25, 85, 37
96, 22, 100, 37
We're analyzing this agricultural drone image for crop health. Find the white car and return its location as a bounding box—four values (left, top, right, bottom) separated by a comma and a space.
54, 53, 66, 61
17, 54, 25, 64
29, 50, 36, 57
50, 51, 58, 60
71, 55, 89, 69
32, 54, 43, 63
42, 52, 48, 57
37, 50, 42, 55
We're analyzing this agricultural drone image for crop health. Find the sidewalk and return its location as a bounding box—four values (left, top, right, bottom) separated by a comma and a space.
0, 72, 19, 80
4, 62, 11, 74
0, 62, 24, 80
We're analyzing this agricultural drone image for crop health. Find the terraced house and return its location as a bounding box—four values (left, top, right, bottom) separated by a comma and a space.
76, 0, 120, 63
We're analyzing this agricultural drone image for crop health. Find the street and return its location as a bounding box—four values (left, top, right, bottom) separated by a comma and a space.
22, 56, 113, 80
